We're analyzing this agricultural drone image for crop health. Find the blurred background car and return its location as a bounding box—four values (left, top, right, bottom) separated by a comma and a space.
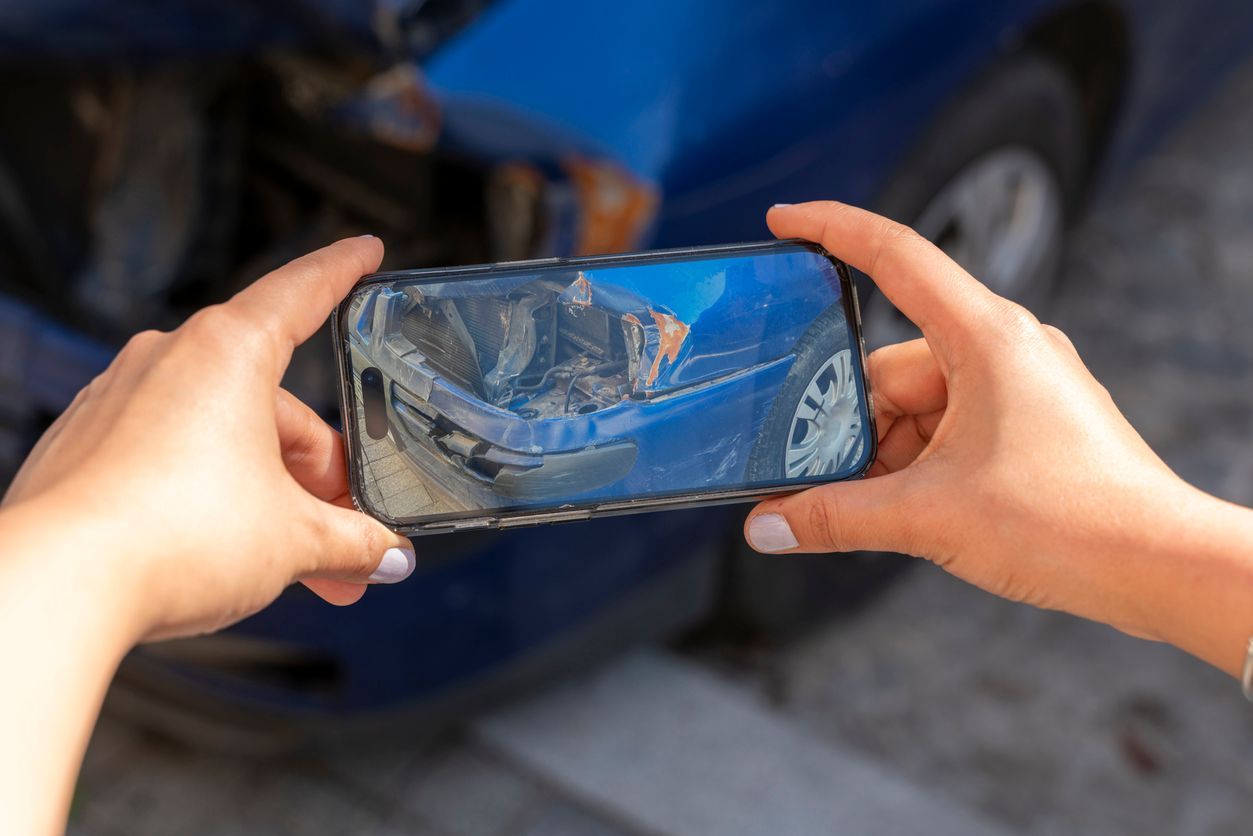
2, 0, 1252, 750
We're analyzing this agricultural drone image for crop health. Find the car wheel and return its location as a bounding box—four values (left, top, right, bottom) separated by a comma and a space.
745, 303, 864, 483
711, 53, 1086, 639
863, 52, 1083, 348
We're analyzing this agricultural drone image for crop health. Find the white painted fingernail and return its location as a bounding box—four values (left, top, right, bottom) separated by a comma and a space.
369, 547, 415, 583
771, 203, 793, 209
747, 513, 799, 553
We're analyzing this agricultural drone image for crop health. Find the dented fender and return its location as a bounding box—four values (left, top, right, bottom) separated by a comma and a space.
547, 249, 841, 392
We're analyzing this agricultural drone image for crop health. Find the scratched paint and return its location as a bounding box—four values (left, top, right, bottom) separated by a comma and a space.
645, 310, 690, 386
568, 272, 593, 306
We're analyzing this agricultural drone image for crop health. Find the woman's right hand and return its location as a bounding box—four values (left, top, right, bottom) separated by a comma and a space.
746, 202, 1253, 675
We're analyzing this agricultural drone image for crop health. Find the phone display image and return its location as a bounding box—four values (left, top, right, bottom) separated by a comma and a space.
338, 243, 874, 529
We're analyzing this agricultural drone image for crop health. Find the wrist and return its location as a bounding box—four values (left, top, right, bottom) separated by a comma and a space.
1104, 481, 1253, 676
0, 491, 152, 653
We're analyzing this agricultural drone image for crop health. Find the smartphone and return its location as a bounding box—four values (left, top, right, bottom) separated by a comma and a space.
333, 240, 876, 535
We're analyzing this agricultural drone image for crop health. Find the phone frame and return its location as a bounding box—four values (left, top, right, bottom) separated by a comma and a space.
332, 239, 877, 535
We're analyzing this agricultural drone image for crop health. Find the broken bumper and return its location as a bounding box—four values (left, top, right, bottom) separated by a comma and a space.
388, 388, 638, 501
349, 331, 640, 502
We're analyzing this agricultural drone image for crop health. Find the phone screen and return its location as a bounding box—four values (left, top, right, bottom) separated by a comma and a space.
337, 241, 874, 531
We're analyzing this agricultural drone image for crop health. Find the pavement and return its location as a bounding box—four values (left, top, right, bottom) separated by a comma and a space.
359, 415, 444, 519
70, 55, 1253, 836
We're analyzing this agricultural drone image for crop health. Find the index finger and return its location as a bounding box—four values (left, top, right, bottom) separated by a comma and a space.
767, 202, 994, 347
866, 338, 947, 424
229, 235, 384, 364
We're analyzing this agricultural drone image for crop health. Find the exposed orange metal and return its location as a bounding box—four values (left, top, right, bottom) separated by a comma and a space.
568, 272, 593, 306
644, 310, 690, 387
563, 157, 660, 255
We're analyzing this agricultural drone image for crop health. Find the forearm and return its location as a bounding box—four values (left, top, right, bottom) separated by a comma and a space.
0, 499, 141, 835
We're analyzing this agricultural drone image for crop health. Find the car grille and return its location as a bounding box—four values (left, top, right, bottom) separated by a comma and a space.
401, 305, 483, 395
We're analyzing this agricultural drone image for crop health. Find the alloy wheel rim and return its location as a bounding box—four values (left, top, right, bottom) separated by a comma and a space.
785, 348, 863, 478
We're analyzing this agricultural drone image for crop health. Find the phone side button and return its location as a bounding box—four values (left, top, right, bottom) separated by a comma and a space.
499, 510, 592, 528
492, 257, 562, 269
429, 518, 497, 532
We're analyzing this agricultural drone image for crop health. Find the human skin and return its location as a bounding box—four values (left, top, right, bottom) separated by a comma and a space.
0, 237, 415, 835
746, 202, 1253, 681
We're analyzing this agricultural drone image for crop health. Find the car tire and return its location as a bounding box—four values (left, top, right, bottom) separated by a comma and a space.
710, 52, 1086, 640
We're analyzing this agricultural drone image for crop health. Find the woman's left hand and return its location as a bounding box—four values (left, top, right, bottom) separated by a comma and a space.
2, 236, 415, 642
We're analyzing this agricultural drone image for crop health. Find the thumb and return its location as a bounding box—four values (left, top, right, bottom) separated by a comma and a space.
301, 502, 416, 586
744, 473, 919, 555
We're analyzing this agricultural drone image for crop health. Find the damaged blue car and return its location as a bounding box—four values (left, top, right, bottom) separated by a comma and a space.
345, 246, 868, 522
5, 0, 1253, 748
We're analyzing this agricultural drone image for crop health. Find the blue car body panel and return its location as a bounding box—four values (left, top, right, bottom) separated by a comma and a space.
428, 0, 1253, 244
4, 0, 1253, 715
0, 296, 113, 414
155, 506, 719, 712
428, 0, 1049, 229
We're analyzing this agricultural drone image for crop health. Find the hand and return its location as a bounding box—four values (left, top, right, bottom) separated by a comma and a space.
2, 236, 414, 642
745, 202, 1253, 673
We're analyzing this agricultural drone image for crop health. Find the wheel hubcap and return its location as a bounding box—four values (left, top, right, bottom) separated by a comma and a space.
864, 146, 1064, 348
785, 348, 863, 478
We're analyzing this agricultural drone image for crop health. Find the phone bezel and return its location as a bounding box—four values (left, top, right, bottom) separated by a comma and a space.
332, 239, 877, 535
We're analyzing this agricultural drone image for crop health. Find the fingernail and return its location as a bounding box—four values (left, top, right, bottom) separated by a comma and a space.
369, 547, 415, 583
747, 513, 799, 553
771, 203, 793, 209
357, 233, 377, 239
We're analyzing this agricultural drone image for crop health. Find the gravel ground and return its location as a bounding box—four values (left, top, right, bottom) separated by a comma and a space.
71, 53, 1253, 836
702, 53, 1253, 836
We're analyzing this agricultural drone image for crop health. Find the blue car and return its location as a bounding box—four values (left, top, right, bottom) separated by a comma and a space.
2, 1, 1252, 746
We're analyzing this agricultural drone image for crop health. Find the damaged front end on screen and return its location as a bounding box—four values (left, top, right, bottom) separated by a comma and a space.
345, 259, 801, 512
347, 267, 703, 505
